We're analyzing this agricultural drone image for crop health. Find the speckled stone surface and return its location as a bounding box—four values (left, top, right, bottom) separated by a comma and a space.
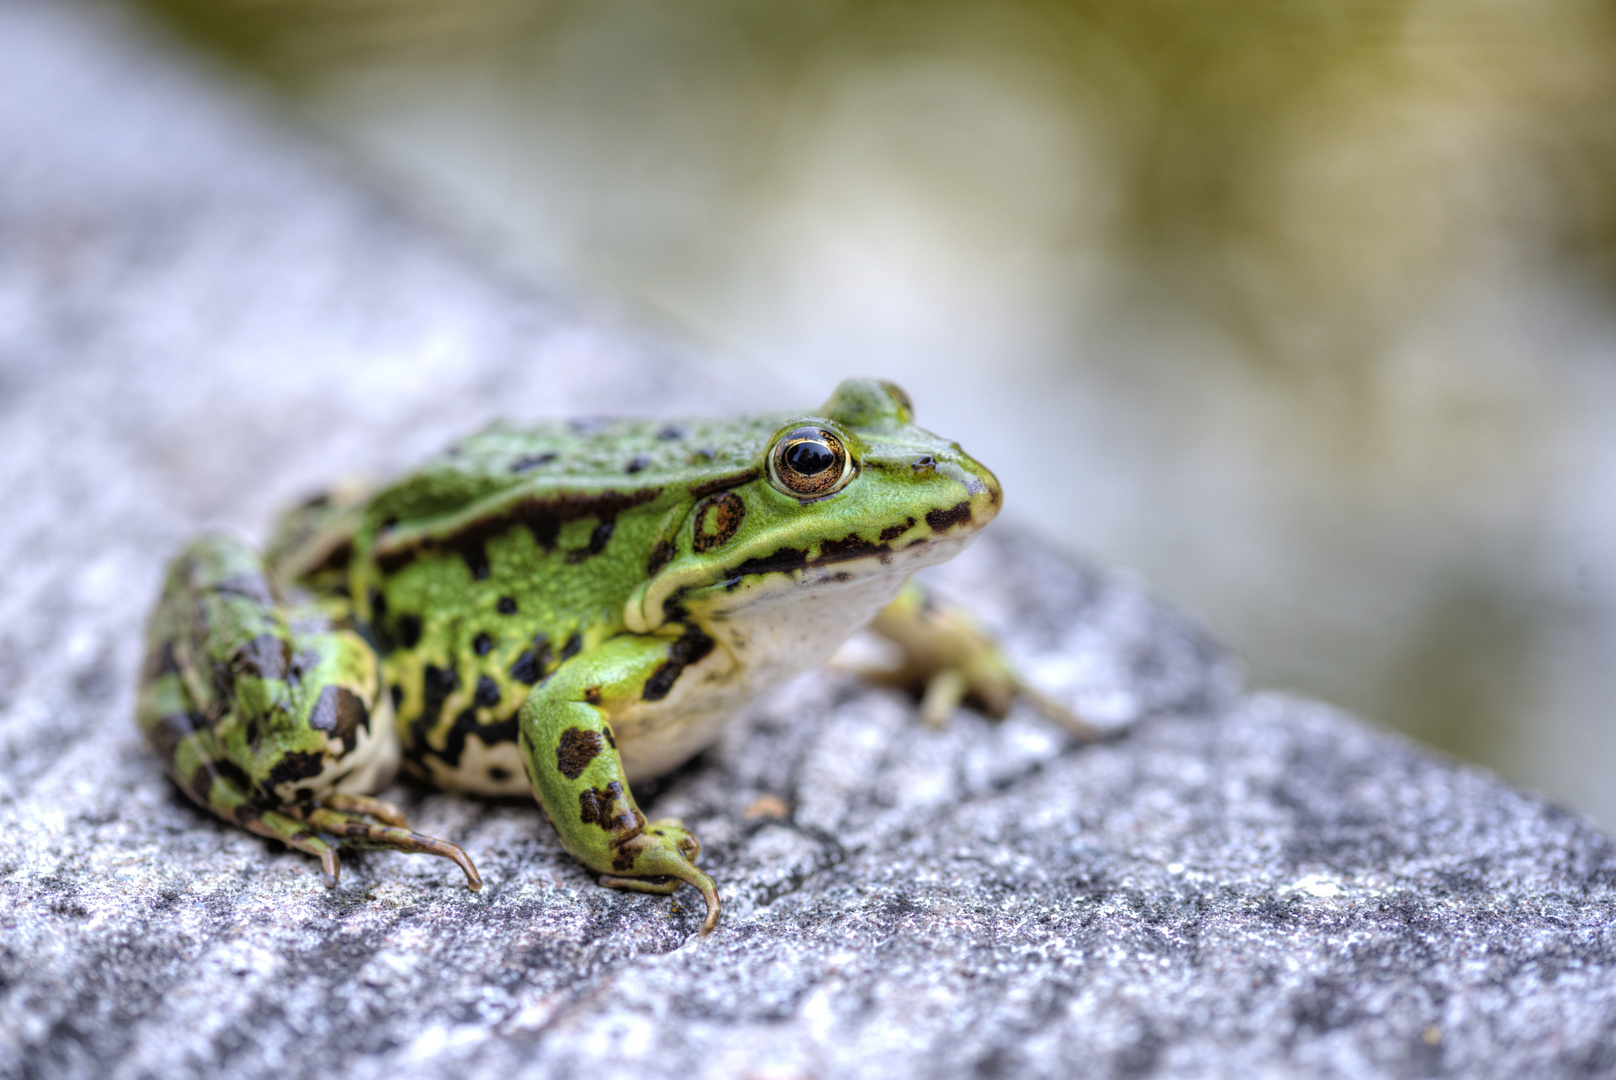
3, 3, 1616, 1079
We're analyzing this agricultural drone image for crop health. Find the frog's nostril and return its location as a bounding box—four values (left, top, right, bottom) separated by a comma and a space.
911, 455, 936, 473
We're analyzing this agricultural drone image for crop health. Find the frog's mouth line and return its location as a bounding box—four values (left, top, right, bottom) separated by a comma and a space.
626, 487, 993, 634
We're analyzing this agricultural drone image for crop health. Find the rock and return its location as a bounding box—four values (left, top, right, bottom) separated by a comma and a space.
2, 3, 1615, 1079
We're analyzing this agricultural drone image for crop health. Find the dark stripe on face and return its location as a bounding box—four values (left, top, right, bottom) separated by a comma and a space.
727, 546, 809, 578
879, 517, 916, 543
925, 501, 973, 532
816, 533, 888, 563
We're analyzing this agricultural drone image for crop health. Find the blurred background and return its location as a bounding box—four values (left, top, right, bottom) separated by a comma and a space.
129, 0, 1616, 824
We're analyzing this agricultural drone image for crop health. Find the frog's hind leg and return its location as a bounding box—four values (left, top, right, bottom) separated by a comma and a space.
137, 678, 347, 884
299, 807, 482, 889
138, 534, 482, 890
866, 582, 1101, 738
321, 791, 409, 827
245, 808, 344, 887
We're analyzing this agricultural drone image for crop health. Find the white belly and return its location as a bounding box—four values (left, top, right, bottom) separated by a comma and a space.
614, 531, 978, 780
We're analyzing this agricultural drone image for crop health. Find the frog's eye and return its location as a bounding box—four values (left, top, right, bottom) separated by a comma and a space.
768, 427, 854, 498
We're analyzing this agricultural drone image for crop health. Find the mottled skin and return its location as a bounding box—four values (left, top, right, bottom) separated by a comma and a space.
138, 380, 1045, 933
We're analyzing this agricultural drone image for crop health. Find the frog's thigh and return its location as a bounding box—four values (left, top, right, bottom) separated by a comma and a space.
518, 633, 721, 932
138, 535, 477, 889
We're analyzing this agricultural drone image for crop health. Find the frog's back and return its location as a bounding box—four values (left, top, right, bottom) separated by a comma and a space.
347, 414, 785, 793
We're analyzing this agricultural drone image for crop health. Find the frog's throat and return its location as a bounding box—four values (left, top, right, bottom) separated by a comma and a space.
622, 528, 980, 636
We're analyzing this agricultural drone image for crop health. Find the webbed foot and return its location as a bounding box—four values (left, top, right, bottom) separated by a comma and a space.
866, 583, 1100, 739
597, 819, 719, 934
297, 804, 483, 891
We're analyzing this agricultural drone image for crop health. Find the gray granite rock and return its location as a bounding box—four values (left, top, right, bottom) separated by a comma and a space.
3, 2, 1616, 1079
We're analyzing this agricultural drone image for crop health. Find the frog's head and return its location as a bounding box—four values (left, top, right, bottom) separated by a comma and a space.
626, 378, 1001, 639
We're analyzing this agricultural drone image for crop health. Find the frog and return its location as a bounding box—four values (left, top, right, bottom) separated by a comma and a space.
136, 378, 1080, 934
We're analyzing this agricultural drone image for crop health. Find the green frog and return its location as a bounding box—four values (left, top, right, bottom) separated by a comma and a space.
137, 379, 1069, 934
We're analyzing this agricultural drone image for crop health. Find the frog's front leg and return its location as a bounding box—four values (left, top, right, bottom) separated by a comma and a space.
518, 633, 720, 934
866, 582, 1100, 739
138, 535, 481, 890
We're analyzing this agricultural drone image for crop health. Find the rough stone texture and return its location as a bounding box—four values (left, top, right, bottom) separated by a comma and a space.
3, 2, 1616, 1078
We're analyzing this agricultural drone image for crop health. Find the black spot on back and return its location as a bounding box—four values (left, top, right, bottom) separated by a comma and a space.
509, 635, 554, 685
475, 675, 501, 708
439, 704, 519, 769
415, 664, 460, 741
473, 632, 494, 656
566, 520, 615, 564
396, 614, 423, 650
509, 650, 543, 685
497, 596, 518, 615
560, 633, 582, 661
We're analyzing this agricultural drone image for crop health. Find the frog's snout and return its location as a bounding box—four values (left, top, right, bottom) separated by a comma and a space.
928, 444, 1002, 533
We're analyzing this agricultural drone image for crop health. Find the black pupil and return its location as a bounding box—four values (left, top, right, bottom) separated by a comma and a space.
785, 439, 835, 476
